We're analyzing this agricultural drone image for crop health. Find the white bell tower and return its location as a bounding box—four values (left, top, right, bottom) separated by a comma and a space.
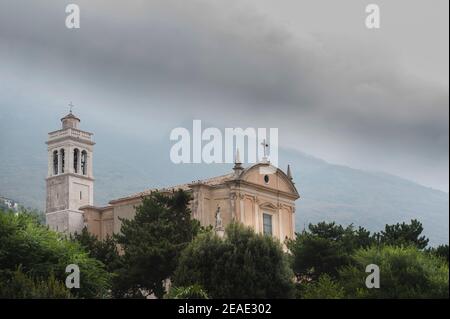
45, 108, 95, 234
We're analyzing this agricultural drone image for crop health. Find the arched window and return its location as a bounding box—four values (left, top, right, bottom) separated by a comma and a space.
53, 150, 58, 175
73, 148, 79, 173
60, 149, 65, 173
81, 150, 87, 175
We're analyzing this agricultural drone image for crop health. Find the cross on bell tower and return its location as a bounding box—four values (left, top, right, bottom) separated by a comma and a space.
68, 102, 74, 113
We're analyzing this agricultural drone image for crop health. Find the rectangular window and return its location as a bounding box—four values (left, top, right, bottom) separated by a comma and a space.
263, 213, 272, 236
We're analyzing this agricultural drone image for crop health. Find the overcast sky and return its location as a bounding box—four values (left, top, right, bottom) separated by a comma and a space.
0, 0, 448, 191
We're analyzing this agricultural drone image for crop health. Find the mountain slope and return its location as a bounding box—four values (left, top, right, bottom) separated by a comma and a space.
0, 116, 448, 246
289, 153, 449, 245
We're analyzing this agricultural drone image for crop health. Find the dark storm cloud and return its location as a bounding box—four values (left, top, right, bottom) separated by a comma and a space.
0, 0, 320, 107
0, 0, 448, 189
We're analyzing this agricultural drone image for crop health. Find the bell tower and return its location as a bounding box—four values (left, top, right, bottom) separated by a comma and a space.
45, 109, 95, 234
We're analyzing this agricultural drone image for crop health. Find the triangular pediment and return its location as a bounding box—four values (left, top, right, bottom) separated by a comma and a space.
259, 202, 278, 210
238, 163, 300, 199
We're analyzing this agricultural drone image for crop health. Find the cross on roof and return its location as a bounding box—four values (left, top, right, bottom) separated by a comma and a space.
68, 102, 74, 114
261, 139, 269, 157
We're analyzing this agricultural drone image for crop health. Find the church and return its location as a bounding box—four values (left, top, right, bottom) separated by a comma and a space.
45, 112, 300, 243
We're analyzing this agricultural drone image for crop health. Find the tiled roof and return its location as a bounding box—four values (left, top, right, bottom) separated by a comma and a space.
109, 172, 235, 203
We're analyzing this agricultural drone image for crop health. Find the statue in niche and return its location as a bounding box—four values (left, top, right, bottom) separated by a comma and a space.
215, 205, 225, 237
215, 205, 222, 229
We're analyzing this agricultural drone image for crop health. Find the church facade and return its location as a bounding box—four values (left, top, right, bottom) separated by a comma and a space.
45, 113, 300, 243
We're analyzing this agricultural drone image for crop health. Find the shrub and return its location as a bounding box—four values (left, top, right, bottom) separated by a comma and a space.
0, 210, 111, 298
165, 284, 209, 299
339, 245, 449, 298
173, 223, 295, 298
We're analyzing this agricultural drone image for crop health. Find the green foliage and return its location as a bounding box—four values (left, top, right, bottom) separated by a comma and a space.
427, 244, 449, 263
0, 267, 72, 299
289, 220, 447, 299
288, 232, 350, 279
23, 208, 46, 224
308, 222, 375, 250
300, 274, 345, 299
113, 190, 200, 298
339, 245, 449, 298
0, 210, 111, 298
173, 223, 295, 299
308, 222, 347, 240
287, 222, 374, 279
1, 203, 444, 300
378, 219, 429, 249
72, 227, 120, 272
165, 284, 209, 299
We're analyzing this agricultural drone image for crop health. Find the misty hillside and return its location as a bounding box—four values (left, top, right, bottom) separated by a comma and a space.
287, 152, 449, 245
0, 106, 449, 248
0, 115, 448, 246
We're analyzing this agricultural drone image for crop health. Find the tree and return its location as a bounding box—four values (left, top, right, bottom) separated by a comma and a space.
287, 222, 375, 280
300, 274, 345, 299
0, 267, 72, 299
288, 232, 350, 279
165, 284, 209, 299
0, 209, 111, 298
308, 222, 375, 250
173, 223, 295, 299
113, 190, 200, 298
308, 221, 347, 241
378, 219, 429, 249
352, 226, 375, 249
427, 244, 449, 263
339, 245, 449, 298
72, 227, 120, 272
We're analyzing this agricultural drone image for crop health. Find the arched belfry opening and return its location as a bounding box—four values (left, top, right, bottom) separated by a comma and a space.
53, 150, 58, 175
81, 150, 88, 175
73, 148, 79, 173
60, 148, 65, 173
